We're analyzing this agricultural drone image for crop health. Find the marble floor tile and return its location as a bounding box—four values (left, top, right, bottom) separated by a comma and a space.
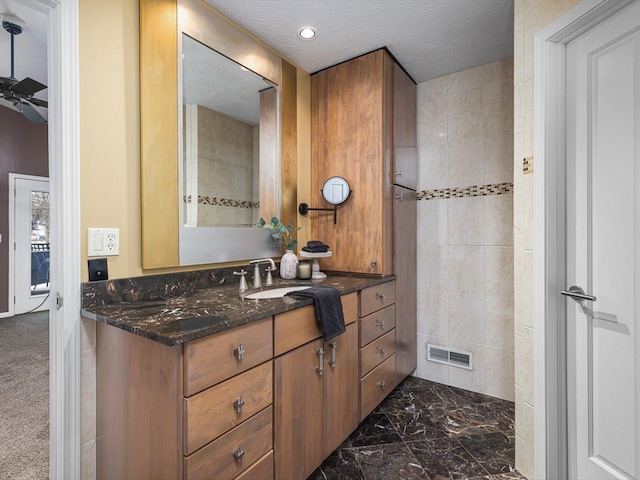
348, 413, 403, 447
353, 443, 426, 480
307, 448, 363, 480
407, 437, 488, 479
313, 377, 524, 480
385, 408, 450, 441
458, 432, 517, 475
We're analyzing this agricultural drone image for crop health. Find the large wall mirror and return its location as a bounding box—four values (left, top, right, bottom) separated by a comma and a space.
140, 0, 296, 269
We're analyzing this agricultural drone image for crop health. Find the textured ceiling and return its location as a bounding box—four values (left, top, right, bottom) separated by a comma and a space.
0, 0, 47, 116
204, 0, 514, 84
183, 34, 269, 125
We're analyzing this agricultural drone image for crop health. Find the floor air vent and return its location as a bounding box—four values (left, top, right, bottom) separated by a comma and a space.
427, 344, 473, 370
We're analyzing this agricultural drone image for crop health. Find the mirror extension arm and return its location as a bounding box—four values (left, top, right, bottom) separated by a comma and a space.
298, 203, 338, 224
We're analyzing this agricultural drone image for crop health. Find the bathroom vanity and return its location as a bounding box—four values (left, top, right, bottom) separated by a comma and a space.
82, 273, 400, 480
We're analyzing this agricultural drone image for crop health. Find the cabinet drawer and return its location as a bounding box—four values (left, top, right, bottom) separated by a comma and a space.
359, 329, 396, 377
235, 450, 274, 480
184, 317, 273, 397
359, 281, 396, 317
360, 354, 396, 420
184, 362, 272, 455
184, 406, 272, 480
359, 304, 396, 346
274, 293, 358, 356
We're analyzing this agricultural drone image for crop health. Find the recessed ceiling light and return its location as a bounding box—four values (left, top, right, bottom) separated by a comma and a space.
298, 27, 317, 40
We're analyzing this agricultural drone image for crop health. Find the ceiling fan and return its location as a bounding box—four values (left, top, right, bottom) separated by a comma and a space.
0, 14, 47, 124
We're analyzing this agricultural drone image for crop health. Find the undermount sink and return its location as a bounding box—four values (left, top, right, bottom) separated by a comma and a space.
243, 286, 311, 300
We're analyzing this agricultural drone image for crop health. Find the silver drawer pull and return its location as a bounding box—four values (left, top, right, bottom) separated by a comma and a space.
395, 193, 404, 201
376, 293, 385, 302
233, 447, 244, 464
316, 348, 324, 376
329, 342, 337, 368
375, 320, 386, 329
378, 381, 386, 390
233, 396, 245, 414
561, 285, 597, 302
378, 347, 385, 356
396, 171, 405, 178
234, 344, 245, 361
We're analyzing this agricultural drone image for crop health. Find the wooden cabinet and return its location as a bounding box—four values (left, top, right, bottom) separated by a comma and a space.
312, 49, 394, 275
312, 50, 417, 390
358, 281, 397, 420
273, 295, 359, 480
95, 284, 401, 480
96, 317, 274, 480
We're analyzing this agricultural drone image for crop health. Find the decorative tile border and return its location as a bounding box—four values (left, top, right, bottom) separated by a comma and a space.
523, 156, 533, 175
183, 195, 259, 209
417, 182, 513, 201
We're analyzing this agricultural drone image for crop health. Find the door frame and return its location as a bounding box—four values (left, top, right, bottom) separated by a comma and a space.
7, 173, 50, 317
533, 0, 634, 478
18, 0, 82, 477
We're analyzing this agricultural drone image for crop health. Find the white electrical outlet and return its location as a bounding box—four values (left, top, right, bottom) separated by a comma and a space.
88, 228, 120, 256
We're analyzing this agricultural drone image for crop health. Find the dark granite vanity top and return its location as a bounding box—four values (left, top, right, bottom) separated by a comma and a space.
81, 273, 395, 346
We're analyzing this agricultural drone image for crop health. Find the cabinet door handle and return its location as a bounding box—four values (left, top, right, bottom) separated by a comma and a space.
316, 348, 325, 376
329, 342, 337, 368
378, 347, 385, 356
376, 293, 385, 302
234, 344, 245, 361
233, 396, 245, 414
375, 320, 386, 330
395, 193, 404, 201
396, 171, 405, 178
233, 447, 245, 464
378, 381, 387, 390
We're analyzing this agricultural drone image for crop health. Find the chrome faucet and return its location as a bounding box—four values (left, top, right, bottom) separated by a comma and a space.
249, 258, 276, 288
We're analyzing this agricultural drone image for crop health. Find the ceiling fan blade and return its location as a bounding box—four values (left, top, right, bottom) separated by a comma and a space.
28, 97, 48, 108
10, 77, 47, 96
20, 102, 47, 124
0, 76, 17, 90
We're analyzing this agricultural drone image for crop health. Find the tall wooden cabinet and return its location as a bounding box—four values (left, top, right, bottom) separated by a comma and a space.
312, 49, 395, 275
311, 48, 418, 384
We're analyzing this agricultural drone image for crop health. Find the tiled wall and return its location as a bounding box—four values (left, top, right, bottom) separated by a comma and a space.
513, 1, 580, 478
415, 58, 515, 402
184, 105, 258, 227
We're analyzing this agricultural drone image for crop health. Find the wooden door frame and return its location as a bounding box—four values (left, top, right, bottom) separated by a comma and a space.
533, 0, 634, 478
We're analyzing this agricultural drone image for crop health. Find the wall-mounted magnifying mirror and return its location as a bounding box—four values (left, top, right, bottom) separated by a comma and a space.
299, 176, 351, 224
321, 176, 351, 205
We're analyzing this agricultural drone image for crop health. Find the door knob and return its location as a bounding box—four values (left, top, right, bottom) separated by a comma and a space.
561, 285, 597, 302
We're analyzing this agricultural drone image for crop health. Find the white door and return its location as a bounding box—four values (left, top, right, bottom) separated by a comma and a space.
11, 175, 51, 314
565, 2, 640, 479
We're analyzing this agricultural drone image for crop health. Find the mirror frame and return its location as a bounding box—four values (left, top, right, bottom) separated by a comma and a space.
140, 0, 298, 269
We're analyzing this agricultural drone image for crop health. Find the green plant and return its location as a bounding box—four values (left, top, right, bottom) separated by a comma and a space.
257, 217, 301, 253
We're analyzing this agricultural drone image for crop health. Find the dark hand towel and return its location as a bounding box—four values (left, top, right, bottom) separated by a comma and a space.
285, 286, 345, 341
302, 245, 330, 253
307, 240, 329, 249
302, 240, 330, 253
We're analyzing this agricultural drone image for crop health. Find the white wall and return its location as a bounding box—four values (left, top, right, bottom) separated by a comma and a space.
414, 57, 515, 402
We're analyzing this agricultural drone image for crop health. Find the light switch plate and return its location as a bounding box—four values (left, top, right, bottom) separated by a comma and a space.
88, 228, 119, 256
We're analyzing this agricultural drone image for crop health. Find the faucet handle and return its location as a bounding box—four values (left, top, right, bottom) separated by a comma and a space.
265, 266, 276, 286
233, 270, 248, 291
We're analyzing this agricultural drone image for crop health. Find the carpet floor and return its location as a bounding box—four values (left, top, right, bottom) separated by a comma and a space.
0, 311, 49, 480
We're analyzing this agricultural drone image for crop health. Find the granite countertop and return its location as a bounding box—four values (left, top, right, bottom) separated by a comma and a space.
81, 275, 395, 346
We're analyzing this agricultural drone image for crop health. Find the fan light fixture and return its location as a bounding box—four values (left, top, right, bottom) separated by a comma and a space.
298, 27, 317, 40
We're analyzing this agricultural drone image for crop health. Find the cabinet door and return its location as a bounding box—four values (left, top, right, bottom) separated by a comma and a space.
393, 186, 417, 386
274, 338, 324, 480
311, 49, 394, 275
324, 323, 359, 456
393, 63, 417, 189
